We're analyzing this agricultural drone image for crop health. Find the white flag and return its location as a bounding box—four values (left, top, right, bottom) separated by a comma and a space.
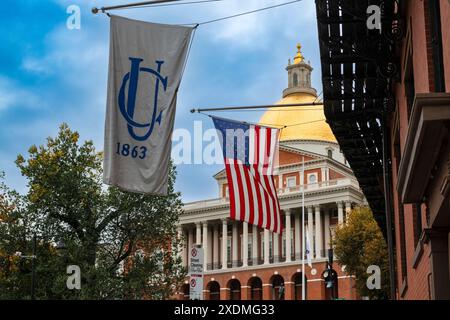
305, 226, 312, 267
103, 15, 194, 195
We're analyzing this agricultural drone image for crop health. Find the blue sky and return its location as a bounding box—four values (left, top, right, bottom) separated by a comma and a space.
0, 0, 321, 203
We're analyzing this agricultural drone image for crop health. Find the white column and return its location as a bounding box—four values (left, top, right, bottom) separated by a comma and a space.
252, 224, 258, 265
307, 206, 314, 258
242, 222, 249, 267
314, 205, 322, 258
285, 209, 292, 262
338, 202, 344, 225
202, 221, 208, 271
264, 229, 270, 265
324, 209, 330, 251
188, 228, 194, 265
221, 219, 228, 270
273, 231, 280, 263
295, 212, 301, 260
345, 201, 352, 222
196, 222, 202, 245
213, 224, 219, 269
232, 222, 238, 267
208, 227, 213, 268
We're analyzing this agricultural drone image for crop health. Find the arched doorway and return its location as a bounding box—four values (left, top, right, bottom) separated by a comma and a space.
181, 283, 189, 300
228, 279, 241, 300
247, 277, 263, 300
270, 274, 285, 300
207, 281, 220, 300
292, 272, 307, 300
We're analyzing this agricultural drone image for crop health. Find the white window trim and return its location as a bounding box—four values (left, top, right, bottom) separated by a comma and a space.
307, 172, 318, 184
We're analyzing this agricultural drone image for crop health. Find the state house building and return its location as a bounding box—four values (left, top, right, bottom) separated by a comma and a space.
175, 45, 366, 300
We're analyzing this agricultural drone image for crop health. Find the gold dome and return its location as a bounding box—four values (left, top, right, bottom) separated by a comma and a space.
259, 93, 337, 143
259, 43, 337, 143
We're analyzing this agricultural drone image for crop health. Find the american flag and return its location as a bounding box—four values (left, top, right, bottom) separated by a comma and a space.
212, 116, 282, 233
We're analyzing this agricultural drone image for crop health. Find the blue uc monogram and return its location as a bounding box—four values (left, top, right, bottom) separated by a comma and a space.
118, 57, 168, 141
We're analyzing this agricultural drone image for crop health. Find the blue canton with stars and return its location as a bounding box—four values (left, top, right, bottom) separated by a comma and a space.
212, 117, 251, 165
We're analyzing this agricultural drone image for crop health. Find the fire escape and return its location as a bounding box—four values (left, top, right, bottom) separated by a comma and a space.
315, 0, 402, 236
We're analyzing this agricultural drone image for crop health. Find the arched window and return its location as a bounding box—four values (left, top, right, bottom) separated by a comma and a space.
327, 149, 333, 159
207, 281, 221, 300
293, 73, 298, 86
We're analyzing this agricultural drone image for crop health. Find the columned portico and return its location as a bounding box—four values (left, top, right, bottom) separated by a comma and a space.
252, 224, 258, 265
222, 219, 228, 270
264, 229, 270, 265
232, 222, 238, 267
202, 221, 209, 271
324, 209, 330, 251
273, 231, 280, 263
314, 205, 322, 258
213, 224, 219, 269
307, 206, 314, 257
196, 222, 202, 245
188, 228, 194, 264
294, 212, 301, 260
242, 222, 249, 267
337, 202, 344, 225
285, 209, 292, 262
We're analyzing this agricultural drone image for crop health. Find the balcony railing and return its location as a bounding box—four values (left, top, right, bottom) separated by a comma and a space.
183, 178, 360, 212
278, 178, 359, 195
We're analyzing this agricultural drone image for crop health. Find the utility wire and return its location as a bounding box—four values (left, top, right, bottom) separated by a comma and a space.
118, 0, 224, 10
207, 107, 324, 112
194, 0, 302, 25
199, 111, 326, 129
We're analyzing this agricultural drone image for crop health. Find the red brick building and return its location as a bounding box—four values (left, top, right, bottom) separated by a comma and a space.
390, 0, 450, 300
175, 45, 365, 300
315, 0, 450, 300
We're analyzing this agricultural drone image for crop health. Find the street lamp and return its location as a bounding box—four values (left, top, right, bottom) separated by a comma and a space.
322, 248, 338, 300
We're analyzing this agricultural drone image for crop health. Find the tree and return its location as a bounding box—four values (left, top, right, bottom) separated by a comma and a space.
332, 206, 390, 299
7, 123, 186, 299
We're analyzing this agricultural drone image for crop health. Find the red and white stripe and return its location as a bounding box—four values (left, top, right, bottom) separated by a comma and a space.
225, 125, 282, 233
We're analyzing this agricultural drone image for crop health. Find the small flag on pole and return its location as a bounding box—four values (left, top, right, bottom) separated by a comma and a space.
212, 116, 282, 233
305, 226, 312, 267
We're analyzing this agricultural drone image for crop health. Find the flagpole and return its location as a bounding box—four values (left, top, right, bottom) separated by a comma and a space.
301, 156, 305, 301
92, 0, 183, 14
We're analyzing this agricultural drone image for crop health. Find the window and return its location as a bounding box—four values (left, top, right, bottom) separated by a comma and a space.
225, 186, 229, 198
286, 177, 296, 188
227, 237, 232, 263
307, 173, 318, 184
260, 232, 273, 257
241, 234, 253, 259
281, 229, 294, 258
331, 208, 338, 218
327, 149, 333, 159
293, 73, 298, 87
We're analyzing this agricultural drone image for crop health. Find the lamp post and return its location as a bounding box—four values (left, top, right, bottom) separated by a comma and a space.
323, 248, 338, 300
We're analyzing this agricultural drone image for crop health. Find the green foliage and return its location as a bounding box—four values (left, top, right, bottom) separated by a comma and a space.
0, 123, 186, 299
332, 206, 390, 300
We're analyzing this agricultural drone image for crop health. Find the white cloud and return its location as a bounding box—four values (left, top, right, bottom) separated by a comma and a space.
0, 76, 43, 112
